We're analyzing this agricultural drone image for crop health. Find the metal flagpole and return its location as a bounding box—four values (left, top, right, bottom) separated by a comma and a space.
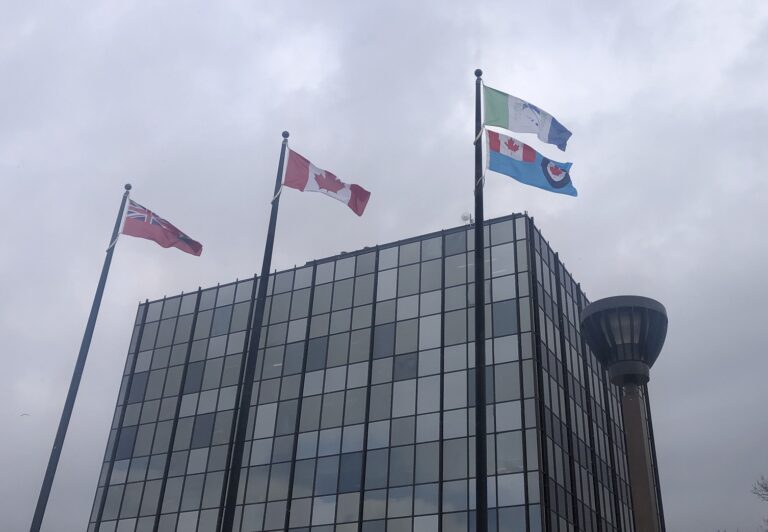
473, 68, 489, 532
30, 184, 132, 532
220, 131, 290, 532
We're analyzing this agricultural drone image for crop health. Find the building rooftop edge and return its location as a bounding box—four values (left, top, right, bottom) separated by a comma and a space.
137, 211, 583, 307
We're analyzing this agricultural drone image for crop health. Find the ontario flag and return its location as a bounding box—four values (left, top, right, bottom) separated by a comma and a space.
283, 149, 371, 216
122, 200, 203, 256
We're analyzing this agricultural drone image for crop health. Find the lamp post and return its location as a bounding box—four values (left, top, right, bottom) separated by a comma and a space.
580, 295, 667, 532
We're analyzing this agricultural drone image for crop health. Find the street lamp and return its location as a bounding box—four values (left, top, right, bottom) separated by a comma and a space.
580, 295, 667, 532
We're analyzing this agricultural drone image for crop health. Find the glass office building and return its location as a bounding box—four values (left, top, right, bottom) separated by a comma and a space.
88, 213, 638, 532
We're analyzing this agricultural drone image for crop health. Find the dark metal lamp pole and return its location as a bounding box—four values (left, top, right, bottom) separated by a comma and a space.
580, 295, 668, 532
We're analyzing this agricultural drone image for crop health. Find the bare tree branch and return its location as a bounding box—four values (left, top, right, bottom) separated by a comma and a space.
754, 476, 768, 503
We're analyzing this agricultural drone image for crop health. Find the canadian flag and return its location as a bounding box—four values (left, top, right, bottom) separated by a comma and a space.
283, 149, 371, 216
487, 130, 536, 162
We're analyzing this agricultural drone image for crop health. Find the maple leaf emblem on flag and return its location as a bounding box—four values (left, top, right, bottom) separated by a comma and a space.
505, 138, 520, 152
548, 164, 564, 177
314, 171, 345, 193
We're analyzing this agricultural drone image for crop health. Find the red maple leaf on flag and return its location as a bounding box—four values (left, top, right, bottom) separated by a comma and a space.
505, 138, 520, 152
549, 164, 564, 176
314, 171, 345, 193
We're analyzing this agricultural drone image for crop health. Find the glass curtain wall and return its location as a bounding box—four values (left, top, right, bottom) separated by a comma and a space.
528, 220, 635, 532
88, 213, 635, 532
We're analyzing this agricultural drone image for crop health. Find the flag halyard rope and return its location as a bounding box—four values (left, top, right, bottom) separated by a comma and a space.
272, 185, 283, 204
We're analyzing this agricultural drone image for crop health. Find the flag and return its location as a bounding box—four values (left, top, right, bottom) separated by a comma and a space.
122, 200, 203, 255
484, 85, 572, 151
487, 130, 577, 197
283, 149, 371, 216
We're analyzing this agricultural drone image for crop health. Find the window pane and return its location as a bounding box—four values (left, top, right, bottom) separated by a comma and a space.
417, 376, 439, 414
399, 242, 420, 265
418, 316, 440, 350
415, 442, 439, 483
420, 259, 441, 293
390, 416, 415, 447
495, 401, 522, 431
497, 473, 525, 506
274, 270, 294, 293
394, 353, 417, 381
313, 285, 332, 315
444, 255, 466, 287
293, 459, 315, 498
356, 252, 376, 275
378, 247, 398, 270
442, 480, 467, 512
496, 431, 524, 474
414, 486, 439, 518
395, 319, 418, 355
377, 269, 397, 301
316, 262, 335, 284
294, 266, 313, 289
392, 380, 416, 417
369, 384, 392, 421
290, 288, 311, 320
443, 372, 467, 409
335, 257, 355, 280
333, 279, 354, 310
443, 408, 467, 439
367, 420, 390, 449
444, 231, 466, 256
444, 310, 467, 346
396, 296, 419, 321
389, 446, 414, 486
492, 275, 516, 302
491, 243, 516, 277
373, 323, 395, 358
492, 300, 518, 337
270, 293, 291, 323
494, 363, 520, 402
422, 237, 442, 260
491, 220, 515, 245
397, 264, 420, 297
442, 438, 467, 480
315, 456, 340, 495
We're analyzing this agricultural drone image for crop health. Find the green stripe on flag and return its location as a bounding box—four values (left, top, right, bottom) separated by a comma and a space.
483, 86, 509, 129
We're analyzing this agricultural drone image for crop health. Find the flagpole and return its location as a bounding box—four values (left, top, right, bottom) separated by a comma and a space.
220, 131, 289, 532
473, 68, 489, 532
30, 184, 132, 532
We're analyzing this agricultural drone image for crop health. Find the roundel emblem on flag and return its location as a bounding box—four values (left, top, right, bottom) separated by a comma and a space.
541, 158, 572, 189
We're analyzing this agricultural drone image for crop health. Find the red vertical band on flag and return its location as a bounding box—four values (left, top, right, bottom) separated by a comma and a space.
348, 184, 371, 217
488, 130, 501, 152
522, 144, 536, 162
283, 149, 310, 191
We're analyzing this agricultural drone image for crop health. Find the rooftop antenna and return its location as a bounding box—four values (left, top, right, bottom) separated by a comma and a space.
461, 212, 474, 224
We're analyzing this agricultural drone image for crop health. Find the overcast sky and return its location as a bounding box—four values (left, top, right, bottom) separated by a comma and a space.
2, 1, 767, 531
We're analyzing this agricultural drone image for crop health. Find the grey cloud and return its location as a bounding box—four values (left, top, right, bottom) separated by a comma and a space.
2, 1, 767, 531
